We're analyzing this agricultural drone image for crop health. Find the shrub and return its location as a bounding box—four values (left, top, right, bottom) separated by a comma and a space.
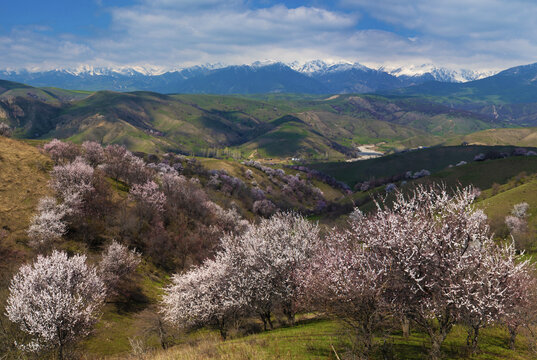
0, 122, 12, 137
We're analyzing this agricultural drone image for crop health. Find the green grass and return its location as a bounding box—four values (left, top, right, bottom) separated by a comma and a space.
420, 156, 537, 190
310, 146, 533, 188
444, 127, 537, 147
148, 318, 537, 360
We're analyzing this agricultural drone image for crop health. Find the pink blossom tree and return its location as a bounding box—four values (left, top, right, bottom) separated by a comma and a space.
81, 141, 105, 167
43, 139, 80, 164
349, 186, 497, 359
103, 144, 152, 185
252, 199, 277, 218
50, 157, 95, 212
5, 251, 106, 359
129, 180, 166, 219
299, 230, 391, 356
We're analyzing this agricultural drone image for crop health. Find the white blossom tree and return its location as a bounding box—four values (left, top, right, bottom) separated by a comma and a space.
459, 240, 534, 352
161, 253, 245, 340
99, 241, 141, 296
27, 197, 68, 249
5, 251, 106, 359
221, 212, 319, 329
0, 122, 12, 137
499, 244, 537, 350
505, 202, 531, 249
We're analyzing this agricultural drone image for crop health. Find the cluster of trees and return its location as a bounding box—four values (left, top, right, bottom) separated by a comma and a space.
286, 164, 352, 193
162, 213, 319, 339
4, 139, 254, 357
243, 160, 325, 205
34, 139, 249, 269
474, 148, 537, 161
355, 168, 430, 192
162, 186, 536, 360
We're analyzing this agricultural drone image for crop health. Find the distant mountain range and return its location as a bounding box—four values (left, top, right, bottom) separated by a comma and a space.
4, 57, 537, 159
0, 60, 494, 94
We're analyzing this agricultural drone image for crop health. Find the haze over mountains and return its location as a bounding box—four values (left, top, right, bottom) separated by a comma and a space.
0, 60, 494, 94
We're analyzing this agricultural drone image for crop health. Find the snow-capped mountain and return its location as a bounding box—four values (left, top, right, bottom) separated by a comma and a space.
0, 60, 500, 94
382, 64, 497, 83
288, 60, 371, 74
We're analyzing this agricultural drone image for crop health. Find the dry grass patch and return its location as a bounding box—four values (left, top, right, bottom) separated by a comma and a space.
0, 137, 52, 242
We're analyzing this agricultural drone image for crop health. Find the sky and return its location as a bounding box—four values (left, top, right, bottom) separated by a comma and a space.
1, 0, 537, 72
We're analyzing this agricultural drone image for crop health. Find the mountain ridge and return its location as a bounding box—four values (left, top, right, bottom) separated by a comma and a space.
0, 60, 496, 94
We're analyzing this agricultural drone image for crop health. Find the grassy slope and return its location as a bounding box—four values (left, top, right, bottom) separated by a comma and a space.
149, 319, 536, 360
310, 146, 531, 188
444, 127, 537, 147
419, 156, 537, 190
0, 137, 52, 241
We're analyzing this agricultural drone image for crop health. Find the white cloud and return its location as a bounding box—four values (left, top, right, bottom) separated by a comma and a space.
340, 0, 537, 69
1, 0, 536, 71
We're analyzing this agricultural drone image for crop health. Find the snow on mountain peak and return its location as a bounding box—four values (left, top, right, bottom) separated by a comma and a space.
382, 64, 497, 82
288, 60, 371, 74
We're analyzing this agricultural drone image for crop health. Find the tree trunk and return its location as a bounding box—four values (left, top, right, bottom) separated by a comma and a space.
283, 305, 295, 326
267, 313, 274, 330
401, 316, 410, 338
429, 335, 443, 360
260, 314, 268, 331
157, 317, 168, 349
428, 328, 450, 360
508, 326, 518, 350
471, 325, 480, 353
218, 318, 227, 341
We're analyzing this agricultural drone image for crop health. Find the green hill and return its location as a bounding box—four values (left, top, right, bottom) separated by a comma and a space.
309, 145, 532, 188
1, 82, 507, 159
444, 127, 537, 147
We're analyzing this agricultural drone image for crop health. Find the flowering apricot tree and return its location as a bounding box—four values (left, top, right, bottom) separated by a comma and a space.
6, 251, 106, 359
27, 197, 67, 249
161, 254, 245, 340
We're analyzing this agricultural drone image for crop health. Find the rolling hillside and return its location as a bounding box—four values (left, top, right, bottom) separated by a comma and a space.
309, 145, 532, 188
1, 81, 505, 159
444, 127, 537, 147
